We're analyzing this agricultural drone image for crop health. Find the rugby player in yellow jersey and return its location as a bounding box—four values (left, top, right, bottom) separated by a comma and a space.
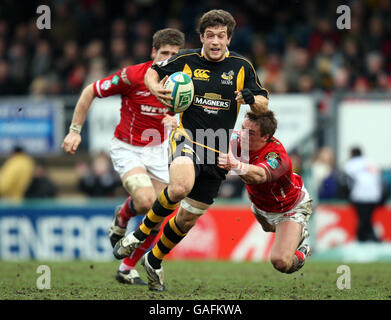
113, 9, 269, 291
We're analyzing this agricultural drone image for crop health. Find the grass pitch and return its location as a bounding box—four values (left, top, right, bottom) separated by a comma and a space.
0, 260, 390, 300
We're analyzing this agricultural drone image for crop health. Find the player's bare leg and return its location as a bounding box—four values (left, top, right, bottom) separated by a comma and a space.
119, 178, 166, 271
141, 199, 209, 291
113, 156, 202, 291
254, 213, 276, 233
270, 221, 310, 274
111, 167, 165, 285
109, 167, 155, 247
113, 156, 194, 259
166, 156, 195, 202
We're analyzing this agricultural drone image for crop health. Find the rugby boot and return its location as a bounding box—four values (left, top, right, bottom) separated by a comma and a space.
140, 252, 166, 291
116, 268, 147, 285
109, 205, 127, 248
287, 243, 311, 274
113, 232, 144, 259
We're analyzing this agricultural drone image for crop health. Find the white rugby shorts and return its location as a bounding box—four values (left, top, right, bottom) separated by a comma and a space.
110, 137, 169, 184
251, 186, 313, 241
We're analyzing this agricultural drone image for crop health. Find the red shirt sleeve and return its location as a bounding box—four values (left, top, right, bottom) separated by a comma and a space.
255, 151, 290, 182
93, 67, 132, 98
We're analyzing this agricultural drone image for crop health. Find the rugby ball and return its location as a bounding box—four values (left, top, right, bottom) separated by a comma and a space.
163, 72, 194, 113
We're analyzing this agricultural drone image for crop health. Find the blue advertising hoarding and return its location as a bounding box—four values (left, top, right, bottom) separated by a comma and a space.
0, 200, 143, 260
0, 99, 64, 155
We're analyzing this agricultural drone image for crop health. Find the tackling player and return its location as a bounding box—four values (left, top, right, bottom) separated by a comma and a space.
62, 28, 185, 285
113, 10, 269, 291
218, 111, 312, 274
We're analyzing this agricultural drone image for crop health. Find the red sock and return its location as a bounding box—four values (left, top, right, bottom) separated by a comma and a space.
294, 250, 305, 262
123, 231, 159, 268
119, 197, 136, 222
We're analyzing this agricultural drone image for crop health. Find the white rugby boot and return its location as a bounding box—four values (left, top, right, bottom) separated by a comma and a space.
116, 268, 147, 285
113, 232, 144, 259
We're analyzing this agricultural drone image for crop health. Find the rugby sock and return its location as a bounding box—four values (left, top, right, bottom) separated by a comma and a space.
133, 187, 179, 241
148, 216, 187, 269
124, 229, 160, 268
119, 197, 137, 226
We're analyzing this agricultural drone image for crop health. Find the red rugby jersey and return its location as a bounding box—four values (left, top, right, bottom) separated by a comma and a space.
93, 61, 172, 146
233, 132, 303, 213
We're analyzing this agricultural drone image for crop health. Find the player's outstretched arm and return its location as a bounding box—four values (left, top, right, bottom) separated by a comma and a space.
62, 83, 95, 155
144, 68, 172, 107
238, 164, 268, 184
217, 152, 267, 184
250, 95, 269, 114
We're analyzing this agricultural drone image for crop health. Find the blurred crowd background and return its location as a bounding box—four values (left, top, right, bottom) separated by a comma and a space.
0, 0, 390, 207
0, 0, 390, 96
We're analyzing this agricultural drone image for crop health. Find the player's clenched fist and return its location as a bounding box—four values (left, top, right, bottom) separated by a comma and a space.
217, 151, 239, 171
62, 131, 81, 155
235, 88, 255, 105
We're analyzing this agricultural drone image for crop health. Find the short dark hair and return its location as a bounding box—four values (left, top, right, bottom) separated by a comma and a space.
197, 9, 236, 38
152, 28, 185, 50
245, 111, 278, 142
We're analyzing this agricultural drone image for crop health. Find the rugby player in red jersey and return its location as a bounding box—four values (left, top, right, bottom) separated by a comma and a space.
218, 111, 312, 274
62, 28, 185, 284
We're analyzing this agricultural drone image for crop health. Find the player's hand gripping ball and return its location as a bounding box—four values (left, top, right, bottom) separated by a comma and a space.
163, 72, 194, 113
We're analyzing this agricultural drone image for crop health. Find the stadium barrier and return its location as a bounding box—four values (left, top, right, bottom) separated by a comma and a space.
1, 200, 390, 261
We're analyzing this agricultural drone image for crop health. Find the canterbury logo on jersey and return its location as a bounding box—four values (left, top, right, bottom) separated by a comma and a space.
193, 69, 210, 80
193, 94, 230, 110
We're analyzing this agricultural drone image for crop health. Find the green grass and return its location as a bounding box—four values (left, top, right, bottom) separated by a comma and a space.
0, 260, 390, 300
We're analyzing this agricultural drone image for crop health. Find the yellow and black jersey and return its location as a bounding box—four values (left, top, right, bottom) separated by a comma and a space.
152, 48, 268, 162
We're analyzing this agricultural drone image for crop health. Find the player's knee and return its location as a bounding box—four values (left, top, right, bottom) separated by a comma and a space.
123, 174, 152, 195
271, 254, 291, 273
168, 184, 191, 201
179, 220, 196, 233
134, 194, 155, 214
176, 212, 199, 233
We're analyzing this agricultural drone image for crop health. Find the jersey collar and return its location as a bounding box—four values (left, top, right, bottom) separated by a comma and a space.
200, 46, 230, 58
